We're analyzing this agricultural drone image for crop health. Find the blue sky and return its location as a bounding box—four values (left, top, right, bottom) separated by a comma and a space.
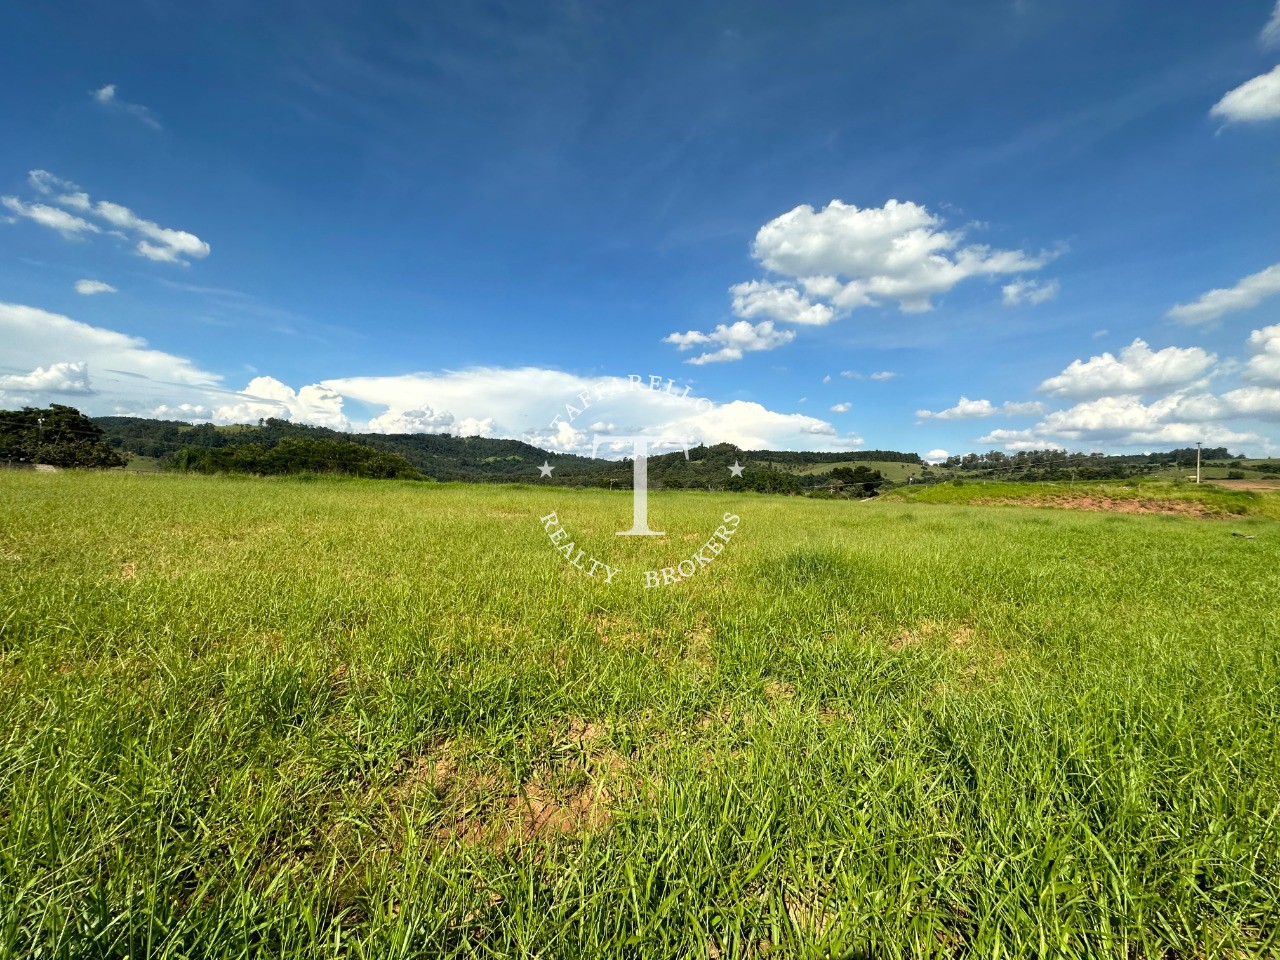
3, 0, 1280, 458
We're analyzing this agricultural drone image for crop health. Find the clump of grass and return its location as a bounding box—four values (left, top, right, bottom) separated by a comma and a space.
0, 471, 1278, 957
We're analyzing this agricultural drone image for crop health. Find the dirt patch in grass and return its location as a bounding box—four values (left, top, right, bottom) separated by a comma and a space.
976, 495, 1224, 518
1208, 479, 1280, 492
502, 780, 613, 842
408, 720, 629, 848
684, 625, 716, 671
464, 752, 626, 846
763, 680, 796, 700
390, 751, 476, 808
565, 717, 608, 744
892, 621, 974, 651
892, 621, 1013, 690
589, 612, 651, 650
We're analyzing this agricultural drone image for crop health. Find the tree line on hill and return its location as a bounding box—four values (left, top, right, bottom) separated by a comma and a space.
6, 406, 1260, 494
169, 439, 423, 479
89, 413, 895, 494
936, 447, 1247, 482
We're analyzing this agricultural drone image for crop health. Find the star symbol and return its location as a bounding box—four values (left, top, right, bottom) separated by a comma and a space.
728, 461, 744, 478
538, 460, 555, 478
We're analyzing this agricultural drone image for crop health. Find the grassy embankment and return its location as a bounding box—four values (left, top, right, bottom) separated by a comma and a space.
1, 472, 1278, 958
885, 477, 1280, 520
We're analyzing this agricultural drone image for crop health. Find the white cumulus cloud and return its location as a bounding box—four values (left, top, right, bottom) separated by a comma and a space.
325, 369, 858, 453
0, 301, 217, 388
1038, 338, 1217, 399
4, 308, 851, 451
0, 361, 93, 397
752, 199, 1053, 313
967, 324, 1280, 453
213, 376, 349, 430
1166, 262, 1280, 325
150, 403, 213, 420
980, 394, 1259, 451
1244, 323, 1280, 383
1211, 65, 1280, 124
364, 406, 495, 437
916, 397, 1040, 420
9, 170, 209, 264
1002, 277, 1059, 306
1218, 386, 1280, 422
666, 198, 1055, 362
729, 280, 835, 326
687, 399, 845, 448
664, 320, 796, 365
0, 301, 223, 413
916, 397, 998, 420
1, 197, 100, 238
75, 279, 117, 295
830, 402, 852, 413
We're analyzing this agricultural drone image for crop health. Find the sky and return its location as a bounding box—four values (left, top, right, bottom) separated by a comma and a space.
2, 0, 1280, 460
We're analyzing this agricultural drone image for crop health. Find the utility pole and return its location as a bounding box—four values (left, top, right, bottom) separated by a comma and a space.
1196, 441, 1202, 484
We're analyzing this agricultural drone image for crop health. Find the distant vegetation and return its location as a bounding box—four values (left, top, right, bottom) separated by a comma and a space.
0, 405, 126, 468
91, 414, 896, 495
6, 408, 1264, 492
170, 437, 424, 480
937, 447, 1244, 482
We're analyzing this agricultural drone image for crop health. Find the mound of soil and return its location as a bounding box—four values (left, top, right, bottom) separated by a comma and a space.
976, 495, 1223, 518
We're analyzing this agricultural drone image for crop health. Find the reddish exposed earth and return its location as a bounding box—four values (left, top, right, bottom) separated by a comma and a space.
975, 495, 1224, 517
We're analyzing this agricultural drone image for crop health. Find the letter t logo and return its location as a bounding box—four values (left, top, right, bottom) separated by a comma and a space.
591, 435, 690, 536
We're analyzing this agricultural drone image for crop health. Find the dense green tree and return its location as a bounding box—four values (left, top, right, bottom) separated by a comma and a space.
170, 437, 423, 479
0, 405, 126, 468
726, 469, 801, 495
825, 464, 886, 497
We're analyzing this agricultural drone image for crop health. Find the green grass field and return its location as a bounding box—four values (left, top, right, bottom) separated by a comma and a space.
2, 472, 1279, 958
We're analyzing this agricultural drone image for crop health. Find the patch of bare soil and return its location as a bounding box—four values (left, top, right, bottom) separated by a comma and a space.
1208, 479, 1280, 492
891, 620, 974, 651
502, 780, 613, 842
402, 720, 628, 849
763, 680, 796, 700
977, 495, 1222, 517
589, 612, 651, 650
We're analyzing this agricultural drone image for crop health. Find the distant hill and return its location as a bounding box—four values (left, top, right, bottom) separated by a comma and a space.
92, 415, 914, 491
87, 414, 1265, 490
